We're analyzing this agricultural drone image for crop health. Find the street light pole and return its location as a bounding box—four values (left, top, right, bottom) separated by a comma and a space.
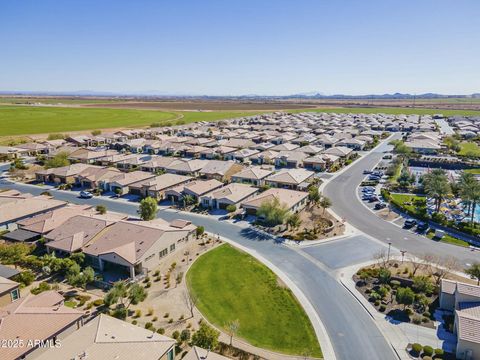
400, 250, 406, 264
387, 242, 392, 262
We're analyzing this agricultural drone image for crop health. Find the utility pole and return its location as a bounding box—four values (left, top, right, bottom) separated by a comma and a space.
387, 242, 392, 262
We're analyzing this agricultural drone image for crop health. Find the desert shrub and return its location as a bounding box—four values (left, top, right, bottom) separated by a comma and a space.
390, 280, 401, 288
135, 310, 142, 318
412, 316, 422, 324
423, 345, 433, 357
434, 348, 444, 357
411, 343, 422, 354
132, 320, 138, 325
93, 299, 104, 307
379, 305, 386, 312
172, 330, 180, 340
157, 328, 165, 334
145, 322, 153, 329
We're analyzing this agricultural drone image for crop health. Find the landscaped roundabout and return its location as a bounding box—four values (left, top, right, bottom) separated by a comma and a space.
186, 244, 322, 358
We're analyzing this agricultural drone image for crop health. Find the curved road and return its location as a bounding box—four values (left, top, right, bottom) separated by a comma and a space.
323, 137, 479, 267
0, 172, 395, 360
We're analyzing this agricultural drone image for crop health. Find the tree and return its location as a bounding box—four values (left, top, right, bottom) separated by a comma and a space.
226, 204, 236, 213
127, 283, 147, 306
183, 194, 196, 207
191, 322, 220, 350
308, 186, 321, 204
286, 213, 302, 230
466, 263, 480, 285
422, 169, 451, 213
256, 197, 290, 226
458, 171, 480, 224
195, 226, 205, 239
66, 263, 94, 289
398, 168, 415, 188
91, 130, 102, 136
70, 252, 85, 265
396, 287, 415, 309
138, 196, 158, 221
44, 151, 70, 169
225, 319, 240, 346
0, 243, 33, 268
104, 282, 128, 308
319, 196, 332, 214
183, 289, 198, 318
412, 276, 435, 294
96, 204, 107, 214
373, 249, 389, 269
12, 270, 35, 286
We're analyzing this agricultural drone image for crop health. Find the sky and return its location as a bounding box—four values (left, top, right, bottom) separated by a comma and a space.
1, 0, 479, 96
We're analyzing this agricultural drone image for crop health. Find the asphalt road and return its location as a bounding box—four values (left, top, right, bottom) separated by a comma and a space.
323, 136, 480, 268
0, 174, 396, 360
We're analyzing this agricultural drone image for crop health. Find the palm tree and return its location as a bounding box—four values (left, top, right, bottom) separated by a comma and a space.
458, 171, 480, 224
423, 169, 451, 213
319, 196, 332, 214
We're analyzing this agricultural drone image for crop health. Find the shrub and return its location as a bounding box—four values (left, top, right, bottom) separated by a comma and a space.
95, 205, 107, 214
226, 204, 236, 213
423, 311, 431, 318
411, 343, 422, 354
390, 280, 401, 288
405, 308, 413, 316
145, 322, 153, 329
434, 348, 444, 356
172, 330, 180, 339
412, 316, 422, 324
134, 310, 142, 318
154, 270, 160, 277
147, 308, 154, 316
112, 307, 127, 319
157, 328, 165, 334
164, 312, 169, 318
152, 316, 158, 321
379, 305, 386, 312
374, 300, 380, 306
423, 345, 434, 357
93, 299, 104, 307
31, 282, 51, 295
132, 320, 138, 325
423, 357, 432, 360
422, 317, 429, 323
168, 318, 173, 323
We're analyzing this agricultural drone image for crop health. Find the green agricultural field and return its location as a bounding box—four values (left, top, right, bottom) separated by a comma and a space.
187, 244, 322, 357
458, 142, 480, 157
0, 106, 262, 136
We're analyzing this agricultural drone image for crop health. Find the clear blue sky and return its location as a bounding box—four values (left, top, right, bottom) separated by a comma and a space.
1, 0, 479, 95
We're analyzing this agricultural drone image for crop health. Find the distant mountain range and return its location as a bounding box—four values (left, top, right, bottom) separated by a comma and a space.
0, 90, 479, 99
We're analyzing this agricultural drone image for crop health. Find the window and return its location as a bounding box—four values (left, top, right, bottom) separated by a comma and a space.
145, 254, 155, 262
167, 348, 174, 360
159, 248, 168, 258
11, 288, 19, 302
170, 244, 175, 252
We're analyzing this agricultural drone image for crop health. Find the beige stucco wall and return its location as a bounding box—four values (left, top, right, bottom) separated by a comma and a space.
456, 338, 480, 360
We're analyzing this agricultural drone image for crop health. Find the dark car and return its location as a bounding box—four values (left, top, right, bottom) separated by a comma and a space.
374, 202, 387, 210
368, 196, 379, 203
416, 222, 429, 232
363, 170, 372, 175
404, 219, 417, 228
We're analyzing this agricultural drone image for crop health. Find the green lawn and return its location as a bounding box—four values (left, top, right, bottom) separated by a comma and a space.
389, 193, 426, 214
186, 244, 322, 357
426, 230, 470, 248
458, 142, 480, 157
0, 106, 263, 136
465, 168, 480, 174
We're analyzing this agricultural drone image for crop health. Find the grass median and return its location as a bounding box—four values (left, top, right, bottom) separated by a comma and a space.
186, 244, 322, 357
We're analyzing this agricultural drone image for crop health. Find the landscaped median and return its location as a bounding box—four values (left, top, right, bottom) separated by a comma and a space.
186, 244, 322, 358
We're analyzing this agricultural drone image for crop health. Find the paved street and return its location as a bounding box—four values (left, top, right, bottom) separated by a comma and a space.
323, 137, 480, 268
0, 174, 396, 360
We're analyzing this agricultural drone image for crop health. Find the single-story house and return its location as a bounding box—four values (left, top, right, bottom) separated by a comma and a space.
164, 159, 209, 177
83, 219, 196, 279
241, 188, 308, 215
165, 179, 224, 203
199, 183, 259, 210
128, 173, 192, 200
322, 146, 354, 158
199, 160, 244, 182
231, 166, 274, 186
274, 151, 309, 168
34, 314, 176, 360
0, 291, 84, 360
36, 164, 103, 184
0, 276, 20, 307
101, 171, 156, 195
265, 168, 314, 190
75, 167, 122, 189
184, 346, 229, 360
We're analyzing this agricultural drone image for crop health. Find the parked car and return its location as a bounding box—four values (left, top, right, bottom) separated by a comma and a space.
368, 175, 381, 181
79, 191, 93, 199
362, 193, 374, 201
416, 222, 428, 232
362, 187, 375, 193
363, 170, 372, 175
368, 196, 379, 203
374, 202, 387, 210
404, 219, 417, 228
382, 154, 392, 159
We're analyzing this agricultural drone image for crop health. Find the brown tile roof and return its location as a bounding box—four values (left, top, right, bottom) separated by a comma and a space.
0, 195, 66, 225
0, 291, 83, 360
241, 188, 308, 210
0, 276, 18, 295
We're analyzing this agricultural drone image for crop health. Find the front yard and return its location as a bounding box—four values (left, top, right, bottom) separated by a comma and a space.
186, 244, 322, 358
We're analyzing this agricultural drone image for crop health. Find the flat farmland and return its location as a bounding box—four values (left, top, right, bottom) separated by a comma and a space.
0, 106, 263, 136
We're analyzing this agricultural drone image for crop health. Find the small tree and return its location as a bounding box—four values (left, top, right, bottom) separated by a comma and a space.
183, 290, 197, 318
396, 287, 415, 310
44, 152, 70, 169
319, 196, 332, 214
91, 130, 102, 136
0, 243, 33, 268
196, 226, 205, 239
191, 322, 220, 350
96, 204, 107, 214
225, 319, 240, 346
70, 252, 85, 265
127, 283, 148, 306
226, 204, 236, 213
256, 197, 289, 226
378, 268, 392, 284
286, 213, 302, 230
138, 197, 158, 221
308, 186, 321, 204
466, 263, 480, 285
412, 276, 434, 295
